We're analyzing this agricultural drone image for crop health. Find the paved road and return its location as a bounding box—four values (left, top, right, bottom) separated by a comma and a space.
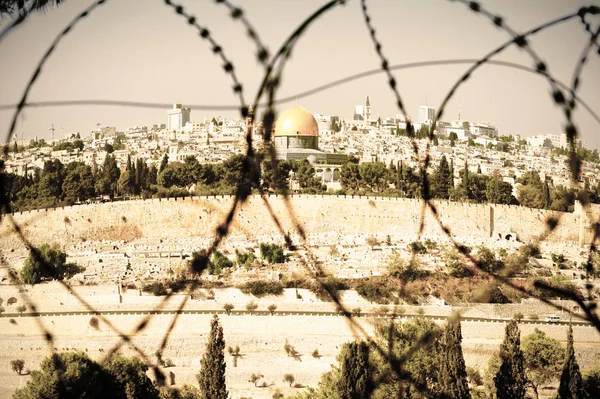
0, 309, 592, 327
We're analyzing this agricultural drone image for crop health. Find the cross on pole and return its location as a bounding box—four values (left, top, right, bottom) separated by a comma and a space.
49, 124, 56, 142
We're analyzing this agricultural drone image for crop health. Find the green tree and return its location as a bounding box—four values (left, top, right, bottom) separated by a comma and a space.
558, 324, 585, 399
11, 359, 25, 375
13, 352, 108, 399
337, 341, 370, 399
516, 171, 545, 209
431, 155, 452, 199
101, 355, 159, 399
159, 385, 201, 399
583, 365, 600, 398
340, 161, 361, 191
260, 243, 285, 264
118, 170, 136, 196
197, 315, 228, 399
95, 155, 120, 197
159, 154, 169, 174
359, 162, 387, 192
486, 178, 514, 204
37, 159, 65, 199
293, 159, 322, 192
370, 317, 443, 398
62, 162, 95, 203
439, 317, 471, 399
494, 319, 526, 399
522, 328, 565, 399
284, 373, 296, 387
484, 353, 501, 399
158, 163, 186, 188
21, 243, 67, 284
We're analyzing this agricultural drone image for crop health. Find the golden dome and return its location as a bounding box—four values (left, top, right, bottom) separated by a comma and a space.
274, 106, 319, 137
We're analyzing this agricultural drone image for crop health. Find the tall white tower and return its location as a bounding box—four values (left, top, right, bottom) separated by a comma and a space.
167, 104, 191, 130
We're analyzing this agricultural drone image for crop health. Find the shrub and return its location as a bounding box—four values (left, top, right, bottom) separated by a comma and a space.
355, 278, 395, 304
267, 304, 277, 315
235, 249, 256, 269
352, 307, 361, 317
487, 285, 511, 304
223, 303, 234, 315
249, 373, 263, 387
388, 254, 427, 281
310, 276, 348, 301
16, 305, 26, 314
445, 251, 474, 278
284, 340, 300, 359
312, 349, 320, 358
467, 366, 483, 386
534, 274, 581, 299
475, 246, 503, 273
239, 280, 284, 297
142, 282, 167, 296
529, 313, 539, 320
245, 301, 258, 313
283, 373, 295, 387
21, 243, 67, 285
366, 236, 380, 250
11, 359, 25, 375
260, 243, 285, 264
423, 239, 438, 251
211, 250, 233, 272
551, 253, 567, 269
519, 243, 541, 259
408, 241, 427, 254
513, 312, 524, 321
502, 253, 528, 276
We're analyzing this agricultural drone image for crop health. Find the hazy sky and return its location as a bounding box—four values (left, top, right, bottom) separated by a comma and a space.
1, 0, 599, 148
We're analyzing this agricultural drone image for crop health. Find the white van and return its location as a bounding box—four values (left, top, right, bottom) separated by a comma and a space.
546, 315, 560, 323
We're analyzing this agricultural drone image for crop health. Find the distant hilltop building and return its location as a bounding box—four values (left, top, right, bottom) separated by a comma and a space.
527, 132, 581, 149
353, 96, 371, 122
167, 104, 191, 131
418, 105, 435, 124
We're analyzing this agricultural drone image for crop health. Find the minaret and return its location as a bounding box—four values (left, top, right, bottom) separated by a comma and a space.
365, 96, 371, 123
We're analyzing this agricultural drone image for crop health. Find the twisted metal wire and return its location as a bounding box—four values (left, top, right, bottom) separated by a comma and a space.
1, 0, 599, 395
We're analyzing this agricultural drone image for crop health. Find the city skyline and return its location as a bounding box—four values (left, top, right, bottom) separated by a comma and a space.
0, 0, 599, 147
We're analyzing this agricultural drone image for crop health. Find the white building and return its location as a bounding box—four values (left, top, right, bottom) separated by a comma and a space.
167, 104, 191, 131
470, 122, 497, 137
418, 105, 435, 124
353, 105, 365, 121
527, 133, 580, 149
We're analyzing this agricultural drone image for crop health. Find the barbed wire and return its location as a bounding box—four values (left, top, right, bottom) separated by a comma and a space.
1, 0, 600, 396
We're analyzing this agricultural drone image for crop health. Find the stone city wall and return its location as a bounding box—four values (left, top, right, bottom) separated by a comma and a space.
0, 195, 587, 250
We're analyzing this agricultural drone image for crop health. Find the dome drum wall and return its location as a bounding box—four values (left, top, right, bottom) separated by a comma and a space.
275, 136, 318, 150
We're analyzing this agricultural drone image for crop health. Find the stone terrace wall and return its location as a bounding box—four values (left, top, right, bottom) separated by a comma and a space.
0, 195, 583, 250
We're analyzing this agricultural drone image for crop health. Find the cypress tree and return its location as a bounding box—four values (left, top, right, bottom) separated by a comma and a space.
337, 341, 370, 399
463, 159, 469, 188
558, 324, 585, 399
494, 319, 526, 399
159, 154, 168, 174
477, 164, 482, 174
432, 155, 451, 199
542, 182, 551, 209
126, 154, 132, 172
197, 315, 228, 399
449, 158, 454, 188
440, 317, 471, 399
397, 161, 403, 192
